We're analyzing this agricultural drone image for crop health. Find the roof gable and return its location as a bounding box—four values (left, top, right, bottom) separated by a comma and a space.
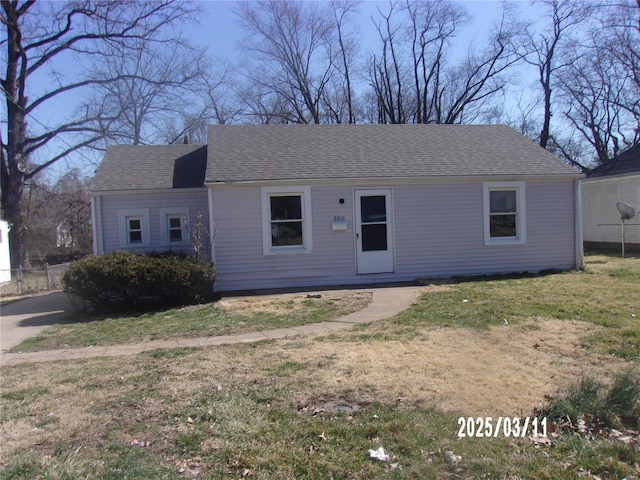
91, 144, 207, 192
585, 144, 640, 178
206, 124, 579, 183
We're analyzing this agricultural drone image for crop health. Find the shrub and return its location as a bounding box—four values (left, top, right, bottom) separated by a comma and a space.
62, 251, 215, 312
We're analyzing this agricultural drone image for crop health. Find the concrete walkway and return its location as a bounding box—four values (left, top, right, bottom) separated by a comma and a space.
0, 286, 423, 367
1, 291, 74, 352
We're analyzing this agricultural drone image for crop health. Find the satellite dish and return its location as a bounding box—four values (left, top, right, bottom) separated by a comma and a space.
616, 202, 637, 221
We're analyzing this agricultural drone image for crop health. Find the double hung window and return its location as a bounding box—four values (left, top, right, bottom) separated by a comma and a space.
118, 209, 150, 247
483, 182, 526, 245
160, 207, 189, 245
261, 187, 312, 254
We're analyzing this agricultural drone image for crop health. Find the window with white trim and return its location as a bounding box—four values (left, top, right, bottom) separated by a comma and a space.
261, 186, 313, 254
160, 207, 189, 245
118, 209, 150, 247
483, 182, 526, 245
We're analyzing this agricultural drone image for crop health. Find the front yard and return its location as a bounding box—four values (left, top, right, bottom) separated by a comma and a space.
0, 253, 638, 479
8, 291, 372, 353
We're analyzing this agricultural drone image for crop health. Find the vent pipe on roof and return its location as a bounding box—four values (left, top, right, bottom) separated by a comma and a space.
183, 134, 189, 144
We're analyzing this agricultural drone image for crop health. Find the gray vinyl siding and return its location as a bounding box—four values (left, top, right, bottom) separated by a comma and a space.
212, 181, 577, 292
211, 186, 357, 291
394, 182, 575, 278
100, 191, 209, 255
581, 174, 640, 245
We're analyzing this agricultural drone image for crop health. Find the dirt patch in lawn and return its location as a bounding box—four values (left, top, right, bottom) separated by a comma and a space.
214, 290, 372, 315
279, 317, 632, 417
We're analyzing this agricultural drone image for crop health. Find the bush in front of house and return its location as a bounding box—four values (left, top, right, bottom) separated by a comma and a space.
62, 251, 215, 312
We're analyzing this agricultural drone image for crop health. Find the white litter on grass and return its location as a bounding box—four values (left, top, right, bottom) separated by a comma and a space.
444, 450, 462, 466
368, 447, 390, 462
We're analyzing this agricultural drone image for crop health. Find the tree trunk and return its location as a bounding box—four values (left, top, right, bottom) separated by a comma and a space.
2, 1, 28, 267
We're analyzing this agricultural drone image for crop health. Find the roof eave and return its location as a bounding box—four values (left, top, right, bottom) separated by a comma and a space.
205, 173, 583, 187
90, 186, 207, 196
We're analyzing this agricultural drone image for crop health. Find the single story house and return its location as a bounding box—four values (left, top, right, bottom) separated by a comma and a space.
91, 124, 583, 292
581, 144, 640, 252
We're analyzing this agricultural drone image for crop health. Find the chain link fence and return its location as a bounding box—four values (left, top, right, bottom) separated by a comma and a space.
0, 263, 71, 297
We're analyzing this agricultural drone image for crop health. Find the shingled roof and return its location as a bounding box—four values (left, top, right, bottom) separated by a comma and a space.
92, 125, 581, 192
206, 124, 580, 183
585, 144, 640, 179
91, 144, 207, 191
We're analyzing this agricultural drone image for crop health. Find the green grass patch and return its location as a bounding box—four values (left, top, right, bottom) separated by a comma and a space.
146, 346, 199, 359
0, 445, 182, 480
326, 254, 639, 359
266, 360, 308, 377
1, 386, 49, 402
396, 272, 636, 329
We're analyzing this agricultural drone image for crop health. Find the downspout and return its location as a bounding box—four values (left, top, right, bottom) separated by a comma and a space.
91, 195, 104, 255
207, 186, 215, 265
575, 179, 584, 270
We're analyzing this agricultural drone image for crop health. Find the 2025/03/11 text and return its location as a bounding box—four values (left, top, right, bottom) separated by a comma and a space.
457, 417, 548, 438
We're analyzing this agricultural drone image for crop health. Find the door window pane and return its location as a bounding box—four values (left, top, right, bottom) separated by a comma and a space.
362, 224, 387, 251
361, 196, 386, 223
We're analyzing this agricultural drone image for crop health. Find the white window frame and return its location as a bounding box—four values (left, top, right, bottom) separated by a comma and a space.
483, 182, 527, 245
160, 207, 190, 246
261, 186, 313, 255
118, 209, 150, 247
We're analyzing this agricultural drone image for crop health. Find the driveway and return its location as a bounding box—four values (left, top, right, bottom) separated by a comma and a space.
0, 291, 73, 353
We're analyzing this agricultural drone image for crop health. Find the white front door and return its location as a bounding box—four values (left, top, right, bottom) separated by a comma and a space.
355, 189, 394, 274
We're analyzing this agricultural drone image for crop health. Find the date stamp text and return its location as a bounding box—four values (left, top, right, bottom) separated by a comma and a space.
457, 416, 547, 438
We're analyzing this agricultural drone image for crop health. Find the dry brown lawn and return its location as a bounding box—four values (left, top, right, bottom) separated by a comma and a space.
0, 307, 632, 458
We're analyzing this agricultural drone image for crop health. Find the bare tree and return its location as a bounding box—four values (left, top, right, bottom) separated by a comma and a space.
235, 0, 338, 124
368, 1, 523, 125
604, 1, 640, 139
1, 0, 196, 266
90, 37, 210, 146
559, 50, 628, 165
238, 83, 295, 124
324, 0, 361, 123
370, 1, 408, 124
554, 1, 639, 168
406, 0, 466, 123
21, 170, 91, 265
203, 62, 247, 126
524, 0, 595, 149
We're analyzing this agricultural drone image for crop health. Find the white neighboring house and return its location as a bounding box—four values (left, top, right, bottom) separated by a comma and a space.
0, 219, 11, 283
582, 144, 640, 252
